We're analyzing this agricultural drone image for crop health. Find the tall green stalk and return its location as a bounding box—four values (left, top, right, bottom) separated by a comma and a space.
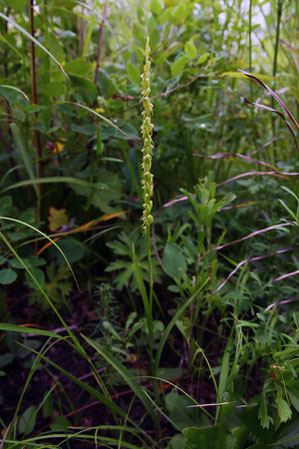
139, 38, 161, 429
271, 0, 283, 160
29, 0, 42, 230
248, 0, 253, 102
140, 36, 154, 353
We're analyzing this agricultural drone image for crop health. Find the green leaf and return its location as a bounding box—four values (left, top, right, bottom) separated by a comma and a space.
184, 41, 197, 59
18, 405, 36, 435
127, 62, 141, 84
150, 0, 163, 16
48, 32, 65, 63
10, 123, 37, 195
48, 207, 68, 232
42, 395, 54, 419
150, 28, 160, 52
183, 425, 228, 449
197, 52, 211, 65
166, 393, 209, 431
171, 56, 188, 77
96, 129, 102, 157
0, 12, 69, 80
0, 268, 17, 285
258, 390, 272, 428
50, 416, 71, 431
287, 387, 299, 413
0, 353, 14, 368
277, 390, 292, 423
162, 242, 187, 279
48, 238, 85, 265
25, 267, 45, 290
167, 434, 185, 449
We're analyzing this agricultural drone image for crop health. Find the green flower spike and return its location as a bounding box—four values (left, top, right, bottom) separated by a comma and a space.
140, 37, 154, 233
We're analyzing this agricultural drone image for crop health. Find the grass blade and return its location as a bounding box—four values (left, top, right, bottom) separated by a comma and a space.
10, 123, 37, 194
81, 334, 156, 421
1, 176, 107, 193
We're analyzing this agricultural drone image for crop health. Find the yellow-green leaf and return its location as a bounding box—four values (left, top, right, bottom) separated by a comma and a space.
185, 41, 197, 60
48, 207, 68, 232
127, 62, 141, 84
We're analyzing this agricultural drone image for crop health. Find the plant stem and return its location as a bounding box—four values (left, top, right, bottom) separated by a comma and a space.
272, 0, 283, 102
271, 0, 283, 160
29, 0, 42, 231
94, 0, 109, 85
249, 0, 253, 102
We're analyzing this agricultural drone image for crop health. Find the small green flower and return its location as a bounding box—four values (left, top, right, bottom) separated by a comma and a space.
140, 37, 154, 233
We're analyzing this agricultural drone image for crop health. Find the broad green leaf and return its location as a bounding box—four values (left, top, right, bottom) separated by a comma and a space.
18, 405, 36, 435
0, 268, 17, 285
48, 32, 65, 63
184, 41, 197, 59
69, 74, 97, 92
150, 0, 163, 16
171, 56, 188, 77
150, 28, 160, 52
162, 242, 187, 279
5, 0, 26, 12
127, 62, 141, 84
25, 267, 45, 289
183, 425, 228, 449
48, 238, 85, 265
42, 395, 54, 419
50, 416, 71, 431
166, 393, 209, 430
277, 390, 292, 423
197, 52, 211, 65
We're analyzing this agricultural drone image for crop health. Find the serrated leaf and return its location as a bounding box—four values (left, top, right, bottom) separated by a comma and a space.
171, 56, 188, 77
127, 62, 141, 84
48, 207, 68, 232
184, 41, 197, 59
277, 390, 292, 423
258, 390, 273, 428
0, 268, 17, 285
